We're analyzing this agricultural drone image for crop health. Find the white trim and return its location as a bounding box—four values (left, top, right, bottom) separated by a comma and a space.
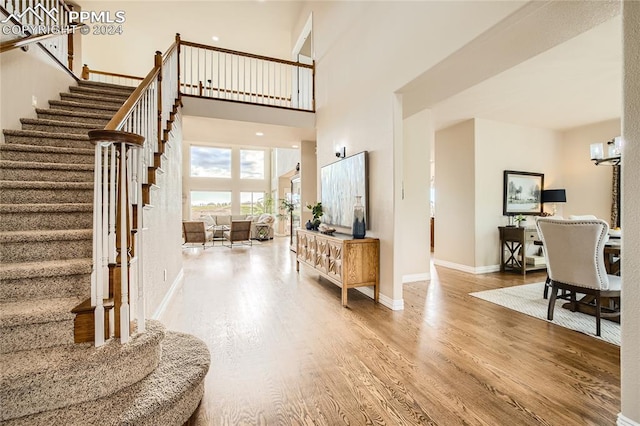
152, 268, 184, 321
434, 259, 500, 275
292, 12, 313, 60
474, 265, 501, 274
356, 287, 404, 311
618, 414, 640, 426
402, 272, 430, 283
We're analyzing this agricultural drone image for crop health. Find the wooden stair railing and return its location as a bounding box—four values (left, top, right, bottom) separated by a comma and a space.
81, 33, 182, 346
81, 64, 144, 87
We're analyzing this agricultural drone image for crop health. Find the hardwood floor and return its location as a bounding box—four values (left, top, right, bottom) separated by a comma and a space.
166, 237, 620, 425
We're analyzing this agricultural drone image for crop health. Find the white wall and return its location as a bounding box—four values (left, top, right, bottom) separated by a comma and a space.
397, 108, 432, 283
78, 1, 300, 77
434, 120, 476, 269
560, 119, 620, 223
434, 119, 562, 271
182, 141, 271, 218
144, 113, 184, 317
1, 41, 77, 131
620, 2, 640, 424
474, 119, 562, 268
293, 1, 520, 307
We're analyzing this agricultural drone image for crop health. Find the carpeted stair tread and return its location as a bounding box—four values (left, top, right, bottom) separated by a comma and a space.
2, 331, 210, 426
0, 203, 92, 213
0, 143, 93, 156
0, 258, 92, 281
78, 80, 137, 93
49, 99, 121, 114
2, 133, 91, 149
20, 117, 101, 131
3, 128, 90, 142
0, 321, 165, 421
0, 180, 93, 190
60, 92, 128, 106
69, 85, 133, 99
0, 297, 82, 328
0, 160, 93, 172
35, 108, 114, 122
0, 229, 92, 243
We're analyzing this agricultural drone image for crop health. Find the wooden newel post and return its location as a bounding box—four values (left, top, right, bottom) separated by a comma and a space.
155, 51, 163, 151
88, 130, 144, 342
81, 64, 90, 80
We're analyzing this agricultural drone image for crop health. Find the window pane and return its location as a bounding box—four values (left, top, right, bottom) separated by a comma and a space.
191, 146, 231, 178
191, 191, 231, 219
240, 150, 264, 179
240, 192, 265, 215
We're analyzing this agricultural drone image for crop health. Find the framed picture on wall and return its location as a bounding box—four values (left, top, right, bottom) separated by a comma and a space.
503, 170, 544, 215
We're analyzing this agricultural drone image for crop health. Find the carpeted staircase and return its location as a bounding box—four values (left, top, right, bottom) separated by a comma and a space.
0, 80, 209, 425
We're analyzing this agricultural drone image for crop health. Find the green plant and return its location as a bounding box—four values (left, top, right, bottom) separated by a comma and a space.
280, 198, 296, 214
306, 202, 323, 227
514, 214, 526, 224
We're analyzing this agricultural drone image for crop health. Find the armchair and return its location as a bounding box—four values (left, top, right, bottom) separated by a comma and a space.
182, 221, 212, 249
536, 218, 621, 336
223, 220, 253, 248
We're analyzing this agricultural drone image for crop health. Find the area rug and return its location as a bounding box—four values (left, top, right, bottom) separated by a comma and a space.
470, 282, 620, 346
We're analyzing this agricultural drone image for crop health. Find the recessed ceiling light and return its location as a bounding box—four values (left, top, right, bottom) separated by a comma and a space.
292, 145, 299, 148
255, 132, 264, 136
212, 36, 219, 42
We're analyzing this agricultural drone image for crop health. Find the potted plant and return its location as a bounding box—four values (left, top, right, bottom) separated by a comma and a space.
514, 214, 526, 227
306, 202, 323, 230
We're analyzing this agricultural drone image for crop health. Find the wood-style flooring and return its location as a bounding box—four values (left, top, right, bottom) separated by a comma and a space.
166, 237, 620, 426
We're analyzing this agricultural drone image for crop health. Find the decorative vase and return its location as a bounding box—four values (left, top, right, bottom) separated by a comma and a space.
305, 220, 313, 230
352, 196, 366, 239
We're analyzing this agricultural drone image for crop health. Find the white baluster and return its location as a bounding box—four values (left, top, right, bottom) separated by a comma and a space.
92, 143, 104, 346
108, 144, 116, 264
119, 143, 130, 343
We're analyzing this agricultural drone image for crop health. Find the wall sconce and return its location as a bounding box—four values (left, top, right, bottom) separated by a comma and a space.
591, 137, 622, 166
542, 189, 567, 216
335, 146, 346, 158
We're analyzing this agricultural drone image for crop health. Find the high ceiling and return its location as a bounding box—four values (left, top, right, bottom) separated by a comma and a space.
84, 1, 621, 145
432, 16, 622, 131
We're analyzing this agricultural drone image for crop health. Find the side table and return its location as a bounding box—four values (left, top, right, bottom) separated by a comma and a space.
255, 224, 270, 241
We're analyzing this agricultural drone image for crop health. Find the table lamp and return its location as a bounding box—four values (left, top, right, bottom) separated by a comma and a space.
542, 189, 566, 216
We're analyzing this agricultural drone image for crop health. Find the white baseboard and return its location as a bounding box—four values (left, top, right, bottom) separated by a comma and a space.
618, 413, 640, 426
152, 268, 184, 321
356, 286, 404, 311
433, 259, 500, 275
402, 272, 430, 283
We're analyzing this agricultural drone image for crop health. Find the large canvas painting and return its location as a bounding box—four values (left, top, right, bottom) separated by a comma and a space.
503, 170, 544, 215
321, 152, 368, 229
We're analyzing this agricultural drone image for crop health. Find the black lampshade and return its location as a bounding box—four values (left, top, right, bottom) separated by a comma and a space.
542, 189, 566, 203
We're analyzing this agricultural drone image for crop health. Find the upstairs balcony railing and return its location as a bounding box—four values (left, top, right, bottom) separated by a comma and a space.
83, 37, 316, 113
180, 40, 315, 111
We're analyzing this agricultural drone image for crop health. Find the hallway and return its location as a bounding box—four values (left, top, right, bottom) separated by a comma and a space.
165, 237, 620, 425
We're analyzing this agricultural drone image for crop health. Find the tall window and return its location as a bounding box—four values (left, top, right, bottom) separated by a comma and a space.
190, 146, 231, 178
240, 192, 266, 215
240, 149, 265, 179
190, 191, 232, 219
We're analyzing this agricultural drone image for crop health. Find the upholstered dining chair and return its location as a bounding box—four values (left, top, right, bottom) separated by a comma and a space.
536, 218, 621, 336
182, 221, 212, 249
222, 220, 252, 248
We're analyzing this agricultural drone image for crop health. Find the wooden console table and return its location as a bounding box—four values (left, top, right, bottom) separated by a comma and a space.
498, 226, 546, 275
296, 229, 379, 307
